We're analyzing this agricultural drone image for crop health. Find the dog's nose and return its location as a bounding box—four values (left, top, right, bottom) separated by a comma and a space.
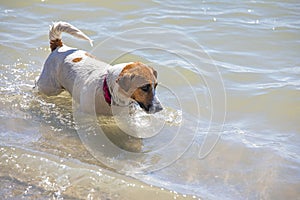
148, 102, 163, 113
148, 96, 163, 113
155, 103, 163, 112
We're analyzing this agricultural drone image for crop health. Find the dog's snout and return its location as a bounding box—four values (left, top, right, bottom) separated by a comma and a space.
138, 100, 163, 114
151, 96, 163, 113
153, 103, 163, 112
148, 100, 163, 114
146, 103, 152, 112
157, 104, 163, 112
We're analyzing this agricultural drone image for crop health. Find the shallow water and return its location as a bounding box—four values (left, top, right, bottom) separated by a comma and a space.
1, 0, 300, 199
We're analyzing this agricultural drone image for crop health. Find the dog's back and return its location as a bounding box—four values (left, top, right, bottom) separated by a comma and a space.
36, 22, 97, 96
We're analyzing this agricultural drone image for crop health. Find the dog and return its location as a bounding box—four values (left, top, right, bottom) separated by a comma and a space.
36, 21, 163, 115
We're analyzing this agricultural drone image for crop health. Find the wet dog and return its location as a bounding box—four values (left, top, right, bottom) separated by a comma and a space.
36, 21, 163, 115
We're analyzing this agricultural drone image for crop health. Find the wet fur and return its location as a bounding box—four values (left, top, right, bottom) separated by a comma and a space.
117, 62, 158, 111
36, 22, 162, 115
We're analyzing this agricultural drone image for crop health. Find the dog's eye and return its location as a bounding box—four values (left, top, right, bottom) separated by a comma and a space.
140, 84, 151, 92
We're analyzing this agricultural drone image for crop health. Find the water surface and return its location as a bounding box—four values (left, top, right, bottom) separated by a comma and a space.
0, 0, 299, 199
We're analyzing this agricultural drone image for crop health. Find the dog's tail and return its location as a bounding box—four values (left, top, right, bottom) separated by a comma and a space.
49, 21, 93, 52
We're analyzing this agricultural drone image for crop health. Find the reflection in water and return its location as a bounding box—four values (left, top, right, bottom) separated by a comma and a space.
98, 106, 183, 153
101, 120, 143, 152
74, 104, 197, 174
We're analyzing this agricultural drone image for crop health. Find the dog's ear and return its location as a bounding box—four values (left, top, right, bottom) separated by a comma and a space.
116, 73, 135, 92
152, 68, 157, 78
148, 66, 157, 78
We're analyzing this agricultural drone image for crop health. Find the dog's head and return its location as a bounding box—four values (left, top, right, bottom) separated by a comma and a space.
116, 62, 163, 114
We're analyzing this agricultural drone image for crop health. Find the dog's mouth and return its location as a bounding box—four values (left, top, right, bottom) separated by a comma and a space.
136, 100, 163, 114
136, 101, 150, 112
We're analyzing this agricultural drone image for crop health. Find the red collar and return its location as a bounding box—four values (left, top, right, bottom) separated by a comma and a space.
103, 76, 111, 105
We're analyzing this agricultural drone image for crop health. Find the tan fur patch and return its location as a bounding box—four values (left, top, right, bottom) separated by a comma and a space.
131, 87, 154, 109
118, 62, 155, 83
50, 39, 63, 52
72, 57, 83, 63
117, 62, 157, 110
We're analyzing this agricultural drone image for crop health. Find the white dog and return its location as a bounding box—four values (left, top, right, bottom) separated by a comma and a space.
36, 21, 163, 115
